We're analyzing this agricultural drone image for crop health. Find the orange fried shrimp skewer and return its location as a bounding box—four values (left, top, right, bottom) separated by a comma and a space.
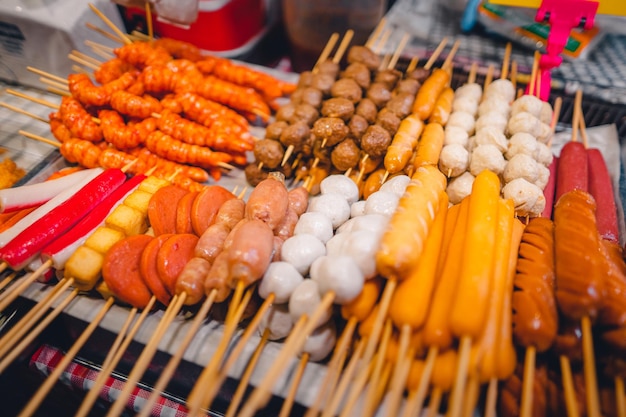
94, 57, 138, 84
58, 96, 103, 143
152, 38, 204, 62
144, 130, 233, 169
195, 74, 271, 122
68, 72, 136, 107
126, 147, 209, 183
48, 112, 73, 143
141, 64, 203, 95
196, 56, 296, 103
113, 42, 172, 68
176, 92, 249, 131
99, 109, 158, 149
109, 90, 163, 119
155, 109, 253, 154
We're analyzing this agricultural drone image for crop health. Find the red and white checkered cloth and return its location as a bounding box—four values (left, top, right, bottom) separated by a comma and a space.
30, 344, 205, 417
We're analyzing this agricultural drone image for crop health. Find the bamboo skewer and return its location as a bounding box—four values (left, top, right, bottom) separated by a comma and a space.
446, 336, 472, 417
581, 315, 601, 417
0, 276, 71, 359
0, 287, 79, 374
74, 296, 157, 417
384, 325, 413, 417
104, 293, 187, 417
483, 376, 499, 417
616, 376, 626, 417
85, 22, 125, 44
88, 3, 133, 45
560, 355, 581, 417
424, 37, 449, 70
237, 291, 335, 417
193, 294, 277, 412
519, 346, 536, 417
136, 292, 217, 417
68, 54, 100, 71
400, 346, 438, 417
426, 387, 442, 417
442, 39, 461, 71
501, 42, 512, 80
186, 287, 254, 415
278, 353, 310, 417
0, 272, 18, 293
305, 316, 358, 417
224, 329, 271, 417
366, 17, 387, 49
17, 297, 115, 417
0, 261, 53, 314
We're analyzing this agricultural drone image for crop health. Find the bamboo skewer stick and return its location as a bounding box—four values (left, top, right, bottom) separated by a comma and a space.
400, 347, 438, 417
85, 22, 125, 44
278, 353, 310, 417
560, 355, 581, 417
74, 296, 157, 417
306, 316, 358, 417
17, 297, 115, 417
145, 1, 154, 42
313, 33, 340, 71
237, 292, 336, 417
68, 53, 100, 71
388, 33, 411, 70
0, 103, 48, 124
581, 315, 601, 417
0, 287, 79, 374
616, 376, 626, 417
224, 329, 271, 417
0, 261, 53, 313
321, 338, 367, 417
195, 294, 277, 412
39, 77, 71, 93
426, 387, 442, 417
357, 320, 394, 416
424, 37, 449, 70
519, 346, 536, 417
5, 89, 58, 109
71, 50, 103, 66
88, 3, 133, 45
366, 17, 387, 49
384, 325, 413, 417
446, 336, 472, 417
0, 276, 71, 359
0, 272, 18, 293
104, 293, 187, 417
186, 288, 254, 415
483, 377, 499, 417
501, 42, 512, 80
136, 292, 217, 417
461, 373, 481, 417
442, 39, 461, 71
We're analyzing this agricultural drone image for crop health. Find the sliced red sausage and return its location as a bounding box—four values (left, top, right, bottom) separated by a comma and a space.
157, 233, 199, 295
148, 184, 188, 236
190, 185, 236, 236
176, 191, 199, 235
103, 234, 154, 308
140, 234, 174, 306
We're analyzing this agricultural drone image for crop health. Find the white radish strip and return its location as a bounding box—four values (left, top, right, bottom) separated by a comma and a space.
0, 168, 103, 248
0, 168, 101, 214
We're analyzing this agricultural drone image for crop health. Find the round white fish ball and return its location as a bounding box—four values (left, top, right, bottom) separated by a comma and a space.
311, 255, 365, 304
502, 177, 546, 217
539, 101, 553, 124
505, 132, 537, 160
444, 126, 470, 147
536, 122, 553, 144
511, 94, 544, 118
308, 192, 351, 229
454, 82, 483, 102
350, 200, 366, 218
469, 144, 507, 176
259, 303, 293, 341
507, 111, 542, 137
294, 211, 334, 244
534, 163, 550, 190
503, 153, 539, 184
475, 111, 508, 133
300, 320, 336, 362
281, 233, 326, 276
447, 111, 476, 135
335, 230, 380, 279
439, 144, 469, 178
259, 261, 304, 303
483, 78, 515, 103
320, 174, 359, 204
364, 190, 400, 216
336, 213, 390, 236
289, 279, 332, 327
451, 96, 479, 116
534, 142, 554, 166
446, 171, 475, 204
474, 125, 508, 153
379, 174, 411, 197
478, 96, 511, 118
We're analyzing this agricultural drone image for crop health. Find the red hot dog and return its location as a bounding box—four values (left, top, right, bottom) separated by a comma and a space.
555, 141, 588, 203
587, 148, 619, 243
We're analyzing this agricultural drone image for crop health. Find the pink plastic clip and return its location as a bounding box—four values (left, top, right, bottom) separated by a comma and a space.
528, 0, 598, 101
